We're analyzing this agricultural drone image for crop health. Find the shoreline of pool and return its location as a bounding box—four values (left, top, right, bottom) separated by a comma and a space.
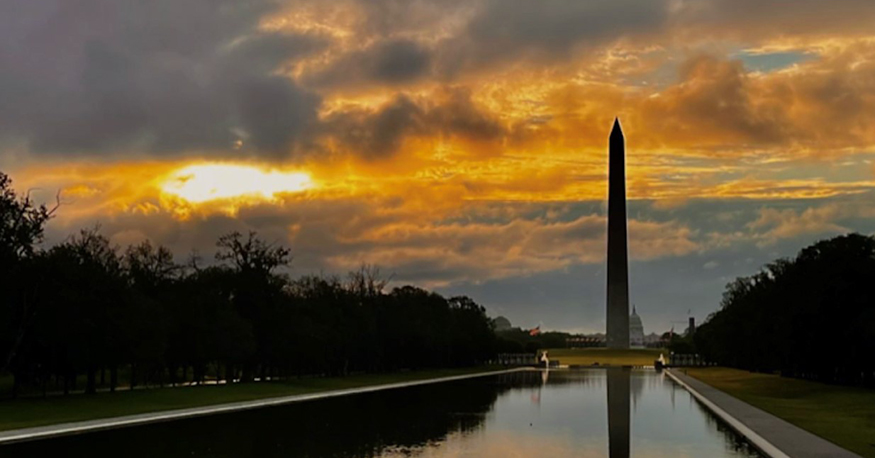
665, 368, 862, 458
0, 367, 531, 445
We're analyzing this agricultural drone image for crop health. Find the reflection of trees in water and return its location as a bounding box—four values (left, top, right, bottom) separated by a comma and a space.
495, 368, 606, 390
629, 371, 647, 411
694, 397, 765, 457
2, 378, 515, 458
497, 368, 650, 394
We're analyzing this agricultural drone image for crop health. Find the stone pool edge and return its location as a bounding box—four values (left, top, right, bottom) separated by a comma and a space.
0, 367, 532, 446
665, 368, 862, 458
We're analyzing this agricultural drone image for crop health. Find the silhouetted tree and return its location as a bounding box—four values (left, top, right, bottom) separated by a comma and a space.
28, 228, 128, 394
696, 233, 875, 386
2, 185, 500, 398
216, 231, 290, 274
0, 172, 57, 377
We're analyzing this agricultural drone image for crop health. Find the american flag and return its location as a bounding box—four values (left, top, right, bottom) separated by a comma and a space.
529, 325, 541, 336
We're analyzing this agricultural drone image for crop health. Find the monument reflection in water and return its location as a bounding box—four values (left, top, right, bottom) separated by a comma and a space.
607, 368, 631, 458
2, 370, 763, 458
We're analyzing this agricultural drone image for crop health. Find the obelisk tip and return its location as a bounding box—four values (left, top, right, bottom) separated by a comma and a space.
611, 117, 622, 132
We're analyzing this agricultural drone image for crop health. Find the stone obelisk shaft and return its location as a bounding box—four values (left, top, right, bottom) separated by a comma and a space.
606, 118, 630, 349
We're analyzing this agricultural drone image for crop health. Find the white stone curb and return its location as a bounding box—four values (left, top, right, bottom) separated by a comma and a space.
664, 369, 790, 458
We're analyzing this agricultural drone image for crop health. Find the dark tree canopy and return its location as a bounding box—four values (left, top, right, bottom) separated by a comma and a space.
695, 233, 875, 386
216, 231, 291, 274
124, 240, 178, 291
0, 172, 55, 263
0, 172, 57, 373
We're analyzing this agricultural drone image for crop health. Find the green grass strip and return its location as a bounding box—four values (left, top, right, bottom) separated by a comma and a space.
546, 348, 665, 367
0, 367, 505, 433
686, 367, 875, 458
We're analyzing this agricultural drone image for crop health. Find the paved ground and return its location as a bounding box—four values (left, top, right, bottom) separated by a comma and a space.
0, 367, 528, 445
667, 369, 863, 458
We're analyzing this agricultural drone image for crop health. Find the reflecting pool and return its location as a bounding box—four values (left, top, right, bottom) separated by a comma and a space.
1, 369, 763, 457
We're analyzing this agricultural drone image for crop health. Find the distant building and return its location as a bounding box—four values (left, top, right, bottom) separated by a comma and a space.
643, 332, 663, 347
629, 306, 645, 348
685, 317, 696, 336
493, 316, 512, 332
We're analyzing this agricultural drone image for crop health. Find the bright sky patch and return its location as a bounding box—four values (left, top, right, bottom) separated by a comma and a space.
735, 50, 814, 72
161, 164, 312, 204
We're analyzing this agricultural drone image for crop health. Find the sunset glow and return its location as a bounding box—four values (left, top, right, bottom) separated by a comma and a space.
4, 0, 875, 332
160, 164, 313, 204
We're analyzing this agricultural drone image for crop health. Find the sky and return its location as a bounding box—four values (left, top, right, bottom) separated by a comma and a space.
3, 0, 875, 334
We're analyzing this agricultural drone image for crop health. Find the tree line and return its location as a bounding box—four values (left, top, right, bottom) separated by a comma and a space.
0, 171, 497, 397
694, 233, 875, 386
494, 328, 574, 353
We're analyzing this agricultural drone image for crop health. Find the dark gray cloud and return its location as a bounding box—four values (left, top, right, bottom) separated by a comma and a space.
426, 87, 505, 141
466, 0, 668, 55
320, 87, 504, 158
298, 0, 674, 86
294, 0, 875, 87
302, 39, 432, 89
0, 0, 324, 159
676, 0, 875, 39
433, 0, 672, 77
321, 95, 425, 159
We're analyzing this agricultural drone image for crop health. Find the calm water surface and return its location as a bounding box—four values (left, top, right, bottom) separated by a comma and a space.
1, 369, 763, 457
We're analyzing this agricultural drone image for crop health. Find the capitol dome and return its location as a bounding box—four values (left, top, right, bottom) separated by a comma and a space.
629, 306, 645, 348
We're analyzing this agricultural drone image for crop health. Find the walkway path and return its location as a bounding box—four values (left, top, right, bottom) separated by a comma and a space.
0, 367, 529, 445
666, 369, 863, 458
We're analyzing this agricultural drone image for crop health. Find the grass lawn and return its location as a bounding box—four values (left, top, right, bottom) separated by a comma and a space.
0, 367, 505, 433
685, 367, 875, 458
546, 348, 666, 367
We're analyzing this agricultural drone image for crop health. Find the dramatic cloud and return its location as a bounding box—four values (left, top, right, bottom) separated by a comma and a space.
454, 0, 669, 64
675, 0, 875, 41
319, 87, 504, 158
635, 46, 875, 155
302, 39, 433, 89
0, 0, 324, 159
6, 0, 875, 332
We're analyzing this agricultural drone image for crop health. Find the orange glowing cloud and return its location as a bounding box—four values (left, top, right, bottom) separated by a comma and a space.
161, 164, 312, 204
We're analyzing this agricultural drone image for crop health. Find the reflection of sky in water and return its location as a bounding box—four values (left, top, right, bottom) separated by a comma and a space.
382, 370, 761, 458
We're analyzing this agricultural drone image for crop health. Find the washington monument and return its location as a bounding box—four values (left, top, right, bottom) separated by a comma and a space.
606, 118, 630, 349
